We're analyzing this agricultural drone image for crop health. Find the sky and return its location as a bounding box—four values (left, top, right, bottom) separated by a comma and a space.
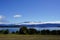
0, 0, 60, 24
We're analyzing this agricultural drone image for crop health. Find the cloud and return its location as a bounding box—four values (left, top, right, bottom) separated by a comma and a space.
44, 21, 60, 24
0, 19, 10, 24
14, 15, 22, 18
0, 15, 10, 24
0, 15, 5, 20
19, 21, 60, 25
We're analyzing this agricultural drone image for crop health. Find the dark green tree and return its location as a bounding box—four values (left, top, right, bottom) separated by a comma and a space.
0, 30, 4, 34
11, 31, 15, 34
19, 26, 28, 34
16, 31, 19, 34
57, 30, 60, 35
28, 28, 38, 34
45, 30, 50, 35
41, 30, 50, 35
3, 29, 9, 34
51, 30, 57, 35
41, 30, 46, 35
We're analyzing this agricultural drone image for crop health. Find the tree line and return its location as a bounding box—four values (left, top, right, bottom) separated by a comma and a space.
0, 26, 60, 35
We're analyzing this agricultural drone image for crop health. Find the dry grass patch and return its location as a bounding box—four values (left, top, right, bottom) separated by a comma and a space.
0, 34, 59, 40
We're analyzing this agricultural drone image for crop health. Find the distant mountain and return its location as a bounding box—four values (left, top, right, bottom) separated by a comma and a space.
20, 23, 60, 27
19, 21, 60, 27
0, 22, 60, 27
0, 24, 20, 28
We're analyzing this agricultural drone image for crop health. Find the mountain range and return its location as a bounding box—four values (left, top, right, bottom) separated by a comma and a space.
0, 22, 60, 27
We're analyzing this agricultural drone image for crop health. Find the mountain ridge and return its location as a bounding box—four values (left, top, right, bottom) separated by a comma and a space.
0, 23, 60, 27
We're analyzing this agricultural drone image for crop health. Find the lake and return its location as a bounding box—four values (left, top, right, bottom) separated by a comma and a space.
0, 27, 60, 32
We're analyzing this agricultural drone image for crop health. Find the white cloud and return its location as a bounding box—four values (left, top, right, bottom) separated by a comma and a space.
0, 15, 10, 24
14, 15, 22, 18
0, 15, 5, 20
43, 21, 60, 24
20, 21, 60, 25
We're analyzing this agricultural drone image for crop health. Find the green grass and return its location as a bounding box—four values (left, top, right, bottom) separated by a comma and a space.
0, 34, 60, 40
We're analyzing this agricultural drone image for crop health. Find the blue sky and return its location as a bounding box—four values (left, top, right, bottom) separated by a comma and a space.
0, 0, 60, 24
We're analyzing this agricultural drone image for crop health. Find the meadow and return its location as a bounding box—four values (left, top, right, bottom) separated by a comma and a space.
0, 34, 60, 40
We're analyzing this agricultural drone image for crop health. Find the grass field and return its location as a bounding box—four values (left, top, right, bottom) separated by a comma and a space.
0, 34, 60, 40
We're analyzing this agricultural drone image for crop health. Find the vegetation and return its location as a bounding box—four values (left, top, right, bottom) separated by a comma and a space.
0, 29, 9, 34
0, 35, 59, 40
18, 26, 60, 35
0, 26, 59, 40
0, 26, 60, 35
19, 26, 28, 34
3, 29, 9, 34
11, 31, 15, 34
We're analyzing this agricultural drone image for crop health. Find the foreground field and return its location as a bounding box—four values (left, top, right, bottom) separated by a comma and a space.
0, 34, 60, 40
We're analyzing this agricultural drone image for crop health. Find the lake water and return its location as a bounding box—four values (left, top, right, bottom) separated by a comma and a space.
0, 27, 60, 32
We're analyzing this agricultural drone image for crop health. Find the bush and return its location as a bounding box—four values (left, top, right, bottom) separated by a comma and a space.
16, 31, 19, 34
41, 30, 50, 35
11, 31, 15, 34
3, 29, 9, 34
28, 28, 38, 34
